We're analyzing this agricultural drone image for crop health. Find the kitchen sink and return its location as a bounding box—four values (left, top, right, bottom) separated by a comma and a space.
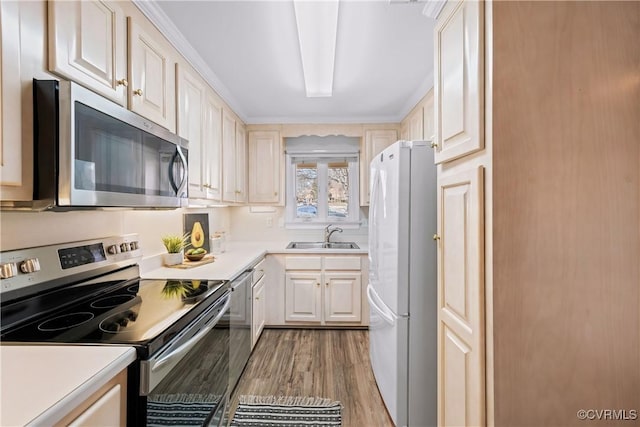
286, 241, 360, 250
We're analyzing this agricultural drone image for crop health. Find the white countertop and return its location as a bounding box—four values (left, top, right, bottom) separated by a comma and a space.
141, 241, 368, 281
0, 345, 136, 426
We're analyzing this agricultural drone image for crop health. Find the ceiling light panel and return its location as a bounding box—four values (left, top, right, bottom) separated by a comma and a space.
293, 0, 339, 97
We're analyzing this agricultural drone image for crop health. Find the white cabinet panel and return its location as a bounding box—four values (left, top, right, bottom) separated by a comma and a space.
324, 272, 361, 323
248, 130, 282, 204
68, 384, 122, 427
434, 0, 484, 164
360, 129, 397, 206
285, 272, 322, 323
48, 0, 127, 106
202, 91, 222, 200
252, 275, 266, 348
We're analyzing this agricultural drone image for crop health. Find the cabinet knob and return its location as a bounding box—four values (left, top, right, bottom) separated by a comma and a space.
430, 141, 438, 148
325, 282, 329, 287
255, 296, 260, 300
133, 89, 143, 96
116, 78, 128, 87
274, 191, 278, 196
316, 282, 320, 287
433, 234, 441, 241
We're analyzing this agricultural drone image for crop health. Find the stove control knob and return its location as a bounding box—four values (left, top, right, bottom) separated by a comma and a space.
0, 262, 18, 279
120, 243, 129, 252
19, 258, 41, 274
107, 244, 120, 255
130, 241, 139, 251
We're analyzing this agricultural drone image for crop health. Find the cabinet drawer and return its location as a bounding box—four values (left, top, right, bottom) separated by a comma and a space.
286, 256, 322, 270
323, 256, 361, 271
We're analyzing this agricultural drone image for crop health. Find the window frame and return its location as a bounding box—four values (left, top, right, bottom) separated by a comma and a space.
285, 153, 360, 228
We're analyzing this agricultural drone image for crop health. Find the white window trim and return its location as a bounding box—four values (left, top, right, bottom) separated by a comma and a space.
285, 153, 360, 229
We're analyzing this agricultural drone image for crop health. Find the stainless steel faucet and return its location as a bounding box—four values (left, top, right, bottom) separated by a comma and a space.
324, 224, 343, 243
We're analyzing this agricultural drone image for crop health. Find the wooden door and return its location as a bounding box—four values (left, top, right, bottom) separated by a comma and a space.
128, 17, 175, 132
437, 167, 484, 427
409, 107, 424, 141
248, 131, 282, 204
202, 90, 223, 201
176, 64, 205, 199
48, 0, 127, 106
221, 110, 237, 202
285, 272, 322, 323
434, 0, 484, 164
324, 272, 362, 323
360, 129, 397, 205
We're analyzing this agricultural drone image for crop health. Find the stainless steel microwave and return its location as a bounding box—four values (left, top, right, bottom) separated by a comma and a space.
29, 79, 188, 210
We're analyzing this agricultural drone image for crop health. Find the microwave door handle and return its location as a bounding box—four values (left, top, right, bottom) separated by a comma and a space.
168, 148, 187, 195
151, 295, 230, 372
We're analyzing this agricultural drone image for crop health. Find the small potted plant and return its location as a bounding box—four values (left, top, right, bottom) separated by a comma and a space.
161, 233, 190, 266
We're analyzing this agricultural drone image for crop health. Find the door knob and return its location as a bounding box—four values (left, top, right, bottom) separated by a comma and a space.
117, 78, 128, 87
433, 234, 441, 241
133, 89, 143, 96
430, 141, 438, 148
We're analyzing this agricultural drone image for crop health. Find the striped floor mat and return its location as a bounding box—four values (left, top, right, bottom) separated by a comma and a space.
147, 393, 221, 426
231, 395, 342, 427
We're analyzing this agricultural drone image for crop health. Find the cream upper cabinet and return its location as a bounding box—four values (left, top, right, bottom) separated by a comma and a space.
360, 129, 397, 206
0, 0, 30, 201
128, 17, 176, 133
177, 64, 205, 199
177, 64, 222, 201
202, 90, 223, 201
437, 167, 485, 427
433, 0, 484, 164
235, 124, 247, 203
409, 107, 424, 141
48, 0, 128, 106
222, 111, 246, 203
248, 130, 282, 205
423, 91, 435, 142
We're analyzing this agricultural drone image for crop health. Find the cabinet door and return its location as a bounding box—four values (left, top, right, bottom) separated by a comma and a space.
235, 124, 247, 203
285, 272, 322, 323
248, 131, 282, 204
176, 64, 205, 199
48, 0, 127, 106
423, 91, 435, 142
252, 276, 266, 348
433, 0, 484, 164
324, 272, 362, 323
221, 110, 237, 203
437, 167, 484, 427
0, 0, 30, 201
202, 91, 223, 200
128, 17, 176, 132
409, 107, 424, 141
360, 130, 397, 205
68, 384, 122, 427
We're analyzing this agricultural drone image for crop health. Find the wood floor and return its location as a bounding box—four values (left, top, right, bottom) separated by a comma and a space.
230, 329, 394, 427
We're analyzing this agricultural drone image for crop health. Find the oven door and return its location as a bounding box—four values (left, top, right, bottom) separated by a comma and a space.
140, 291, 230, 426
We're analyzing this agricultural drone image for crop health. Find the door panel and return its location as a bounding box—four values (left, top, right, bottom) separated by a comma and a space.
324, 272, 361, 323
203, 92, 222, 200
248, 131, 281, 204
285, 272, 322, 322
221, 111, 236, 202
437, 166, 484, 427
434, 0, 484, 164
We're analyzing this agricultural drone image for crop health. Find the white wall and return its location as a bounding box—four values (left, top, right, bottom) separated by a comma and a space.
227, 206, 368, 245
0, 208, 230, 257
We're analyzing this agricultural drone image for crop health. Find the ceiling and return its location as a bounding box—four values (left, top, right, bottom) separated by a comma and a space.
148, 1, 436, 124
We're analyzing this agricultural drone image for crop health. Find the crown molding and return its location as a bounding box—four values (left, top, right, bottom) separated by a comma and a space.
245, 114, 405, 125
131, 0, 248, 123
422, 0, 447, 20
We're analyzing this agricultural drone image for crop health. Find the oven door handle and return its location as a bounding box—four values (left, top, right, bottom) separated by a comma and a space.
152, 295, 230, 372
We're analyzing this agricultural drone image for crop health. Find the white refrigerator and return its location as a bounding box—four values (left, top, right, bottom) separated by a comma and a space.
367, 140, 437, 427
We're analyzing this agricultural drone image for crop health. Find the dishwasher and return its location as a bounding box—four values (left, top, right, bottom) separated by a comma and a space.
228, 269, 254, 394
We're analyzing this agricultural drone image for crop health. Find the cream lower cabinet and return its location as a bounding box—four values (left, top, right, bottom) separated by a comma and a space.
55, 369, 127, 427
284, 256, 362, 325
252, 275, 266, 347
360, 129, 397, 206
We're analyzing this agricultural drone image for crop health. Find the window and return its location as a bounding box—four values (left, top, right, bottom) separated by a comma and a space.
284, 135, 360, 227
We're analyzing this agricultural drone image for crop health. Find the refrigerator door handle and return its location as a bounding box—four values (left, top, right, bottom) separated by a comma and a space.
367, 284, 396, 326
368, 167, 382, 281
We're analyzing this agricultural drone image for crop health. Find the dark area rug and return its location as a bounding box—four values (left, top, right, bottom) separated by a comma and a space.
231, 395, 342, 427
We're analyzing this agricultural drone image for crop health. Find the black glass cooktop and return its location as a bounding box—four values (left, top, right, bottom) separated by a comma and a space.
0, 276, 226, 351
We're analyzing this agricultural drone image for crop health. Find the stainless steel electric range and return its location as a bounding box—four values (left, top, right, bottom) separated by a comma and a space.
0, 234, 230, 426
